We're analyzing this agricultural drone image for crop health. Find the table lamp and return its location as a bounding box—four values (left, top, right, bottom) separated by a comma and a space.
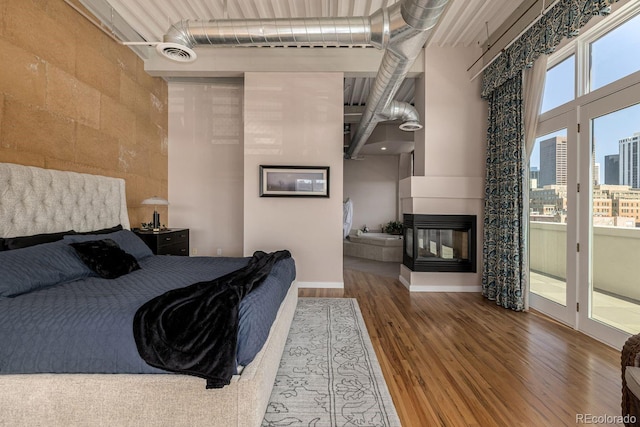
141, 196, 169, 231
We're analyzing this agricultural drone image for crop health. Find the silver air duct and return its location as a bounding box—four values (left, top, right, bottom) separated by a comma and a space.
384, 100, 423, 131
158, 10, 389, 60
158, 0, 448, 158
346, 0, 448, 158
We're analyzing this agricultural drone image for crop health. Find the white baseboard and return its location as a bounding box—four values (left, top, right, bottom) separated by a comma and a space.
399, 276, 411, 290
296, 281, 344, 289
399, 276, 481, 292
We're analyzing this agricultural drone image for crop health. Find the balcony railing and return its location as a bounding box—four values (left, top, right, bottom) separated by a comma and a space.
530, 221, 640, 334
530, 221, 640, 301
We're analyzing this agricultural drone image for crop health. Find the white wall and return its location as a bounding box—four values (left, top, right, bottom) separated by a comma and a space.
168, 81, 244, 257
401, 46, 488, 292
243, 72, 344, 287
166, 51, 486, 290
343, 155, 400, 233
422, 47, 487, 179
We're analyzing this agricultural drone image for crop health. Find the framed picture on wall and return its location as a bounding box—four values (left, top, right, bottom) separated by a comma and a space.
259, 165, 330, 197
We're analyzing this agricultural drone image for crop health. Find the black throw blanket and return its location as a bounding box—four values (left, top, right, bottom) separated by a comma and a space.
133, 250, 291, 388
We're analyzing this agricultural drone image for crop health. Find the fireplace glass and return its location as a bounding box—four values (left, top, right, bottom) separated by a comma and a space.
403, 214, 476, 272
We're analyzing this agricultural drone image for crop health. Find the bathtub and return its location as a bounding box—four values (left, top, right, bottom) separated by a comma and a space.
351, 232, 403, 242
344, 232, 403, 262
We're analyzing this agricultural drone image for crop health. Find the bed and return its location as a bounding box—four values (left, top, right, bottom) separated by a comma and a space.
0, 162, 298, 427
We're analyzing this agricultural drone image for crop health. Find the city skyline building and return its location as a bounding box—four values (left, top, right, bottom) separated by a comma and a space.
539, 136, 567, 187
530, 166, 539, 189
605, 154, 620, 185
530, 184, 640, 226
620, 132, 640, 188
530, 132, 640, 227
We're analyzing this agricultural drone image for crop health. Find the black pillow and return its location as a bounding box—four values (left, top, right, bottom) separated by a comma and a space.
70, 239, 140, 279
0, 230, 75, 251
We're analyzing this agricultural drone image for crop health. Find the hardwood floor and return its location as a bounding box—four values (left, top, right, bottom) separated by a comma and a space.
299, 267, 624, 427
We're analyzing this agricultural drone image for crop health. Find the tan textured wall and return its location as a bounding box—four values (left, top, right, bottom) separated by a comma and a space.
0, 0, 168, 228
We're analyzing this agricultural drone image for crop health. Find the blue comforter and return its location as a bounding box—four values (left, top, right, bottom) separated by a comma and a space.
0, 251, 295, 376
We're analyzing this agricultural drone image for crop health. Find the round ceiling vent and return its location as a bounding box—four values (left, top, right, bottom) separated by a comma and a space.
399, 121, 423, 131
156, 43, 197, 63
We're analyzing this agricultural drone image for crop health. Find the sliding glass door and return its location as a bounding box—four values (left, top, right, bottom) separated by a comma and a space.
528, 114, 577, 326
579, 93, 640, 348
528, 3, 640, 347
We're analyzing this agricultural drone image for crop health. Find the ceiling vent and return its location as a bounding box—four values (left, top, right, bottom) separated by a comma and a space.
399, 121, 423, 131
156, 42, 197, 62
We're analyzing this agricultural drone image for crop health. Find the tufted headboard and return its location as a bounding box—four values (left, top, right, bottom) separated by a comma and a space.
0, 163, 130, 238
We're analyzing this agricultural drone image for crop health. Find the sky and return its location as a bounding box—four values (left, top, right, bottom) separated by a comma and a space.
530, 12, 640, 182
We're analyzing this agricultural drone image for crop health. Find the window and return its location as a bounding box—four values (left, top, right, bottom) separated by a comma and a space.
590, 12, 640, 91
541, 55, 575, 113
531, 3, 640, 342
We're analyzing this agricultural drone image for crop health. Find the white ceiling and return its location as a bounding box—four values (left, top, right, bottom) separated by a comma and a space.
83, 0, 522, 49
80, 0, 525, 154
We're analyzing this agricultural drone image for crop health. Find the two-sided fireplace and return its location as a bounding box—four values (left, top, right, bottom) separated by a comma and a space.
403, 214, 477, 273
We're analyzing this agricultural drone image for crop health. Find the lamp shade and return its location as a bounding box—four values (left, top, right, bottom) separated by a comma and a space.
141, 196, 169, 206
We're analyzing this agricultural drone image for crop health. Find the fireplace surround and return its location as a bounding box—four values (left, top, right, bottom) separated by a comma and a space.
403, 214, 477, 273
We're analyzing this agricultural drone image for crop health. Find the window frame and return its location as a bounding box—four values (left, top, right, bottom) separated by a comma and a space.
581, 3, 640, 94
540, 1, 640, 124
531, 0, 640, 344
540, 51, 577, 115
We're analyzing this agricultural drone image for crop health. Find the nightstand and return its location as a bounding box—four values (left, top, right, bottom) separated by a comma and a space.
133, 228, 189, 256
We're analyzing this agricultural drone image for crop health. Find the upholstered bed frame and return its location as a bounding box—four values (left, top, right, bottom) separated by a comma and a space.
0, 164, 130, 237
0, 163, 298, 427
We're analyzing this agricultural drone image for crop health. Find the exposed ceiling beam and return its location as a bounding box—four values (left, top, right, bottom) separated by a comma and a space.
145, 47, 425, 78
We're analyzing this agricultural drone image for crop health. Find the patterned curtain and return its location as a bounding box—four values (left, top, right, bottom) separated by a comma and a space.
481, 0, 619, 98
482, 75, 526, 311
480, 0, 621, 311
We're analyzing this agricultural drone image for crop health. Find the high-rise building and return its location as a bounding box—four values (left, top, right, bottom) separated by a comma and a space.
530, 166, 539, 189
620, 132, 640, 188
539, 136, 567, 187
605, 154, 620, 185
593, 162, 600, 186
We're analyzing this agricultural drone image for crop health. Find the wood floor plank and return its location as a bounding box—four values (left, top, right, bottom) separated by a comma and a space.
299, 268, 624, 427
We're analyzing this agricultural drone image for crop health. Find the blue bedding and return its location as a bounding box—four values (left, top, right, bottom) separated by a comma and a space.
0, 243, 295, 376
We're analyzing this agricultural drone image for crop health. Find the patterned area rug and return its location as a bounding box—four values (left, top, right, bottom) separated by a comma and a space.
262, 298, 401, 427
